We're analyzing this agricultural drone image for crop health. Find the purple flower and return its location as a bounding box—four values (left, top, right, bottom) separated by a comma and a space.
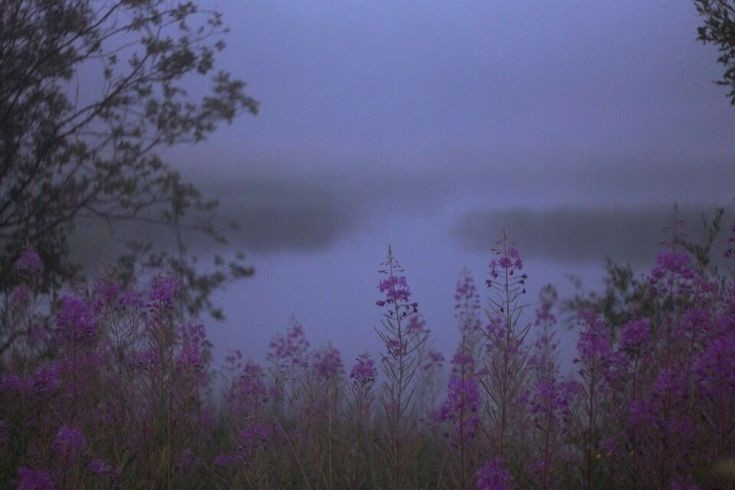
267, 319, 310, 371
1, 373, 27, 392
9, 286, 32, 311
628, 399, 655, 427
176, 323, 210, 378
15, 247, 43, 275
650, 252, 694, 280
648, 251, 699, 295
475, 458, 513, 490
239, 424, 271, 456
53, 426, 86, 459
407, 314, 428, 336
226, 359, 268, 422
213, 454, 237, 467
350, 353, 377, 386
17, 468, 54, 490
379, 276, 411, 305
30, 362, 61, 395
455, 268, 483, 337
88, 458, 110, 475
377, 248, 418, 319
487, 240, 525, 288
436, 375, 480, 439
530, 378, 568, 417
619, 320, 650, 354
451, 349, 475, 372
56, 295, 96, 343
694, 327, 735, 393
148, 275, 181, 306
423, 349, 445, 372
575, 312, 611, 364
92, 277, 125, 312
386, 338, 407, 357
314, 345, 343, 380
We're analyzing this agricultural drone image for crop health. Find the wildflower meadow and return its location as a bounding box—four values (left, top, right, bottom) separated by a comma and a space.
2, 216, 735, 489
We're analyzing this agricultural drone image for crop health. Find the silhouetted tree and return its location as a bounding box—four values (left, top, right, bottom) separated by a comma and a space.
0, 0, 257, 318
695, 0, 735, 104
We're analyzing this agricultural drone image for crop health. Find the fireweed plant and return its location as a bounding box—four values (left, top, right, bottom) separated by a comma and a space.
2, 220, 735, 489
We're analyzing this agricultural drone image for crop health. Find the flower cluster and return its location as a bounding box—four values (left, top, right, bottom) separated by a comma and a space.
267, 319, 310, 371
350, 353, 377, 386
53, 426, 86, 459
475, 458, 513, 490
313, 345, 343, 380
17, 468, 54, 490
15, 248, 43, 275
376, 247, 418, 319
4, 216, 735, 489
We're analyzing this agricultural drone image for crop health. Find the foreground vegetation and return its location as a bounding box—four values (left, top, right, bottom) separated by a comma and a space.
1, 216, 735, 489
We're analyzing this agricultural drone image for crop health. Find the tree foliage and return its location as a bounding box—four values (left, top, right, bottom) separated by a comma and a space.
695, 0, 735, 104
0, 0, 257, 318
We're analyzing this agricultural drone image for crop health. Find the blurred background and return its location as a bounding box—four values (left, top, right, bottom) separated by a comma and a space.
72, 0, 735, 368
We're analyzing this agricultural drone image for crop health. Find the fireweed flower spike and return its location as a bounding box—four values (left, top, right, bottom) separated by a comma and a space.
350, 353, 377, 387
475, 458, 512, 490
376, 246, 427, 489
481, 232, 531, 462
434, 268, 485, 489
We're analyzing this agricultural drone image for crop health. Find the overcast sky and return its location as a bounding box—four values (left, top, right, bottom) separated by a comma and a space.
88, 1, 735, 370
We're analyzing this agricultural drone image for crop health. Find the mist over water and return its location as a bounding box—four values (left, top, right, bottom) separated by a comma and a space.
65, 0, 735, 375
